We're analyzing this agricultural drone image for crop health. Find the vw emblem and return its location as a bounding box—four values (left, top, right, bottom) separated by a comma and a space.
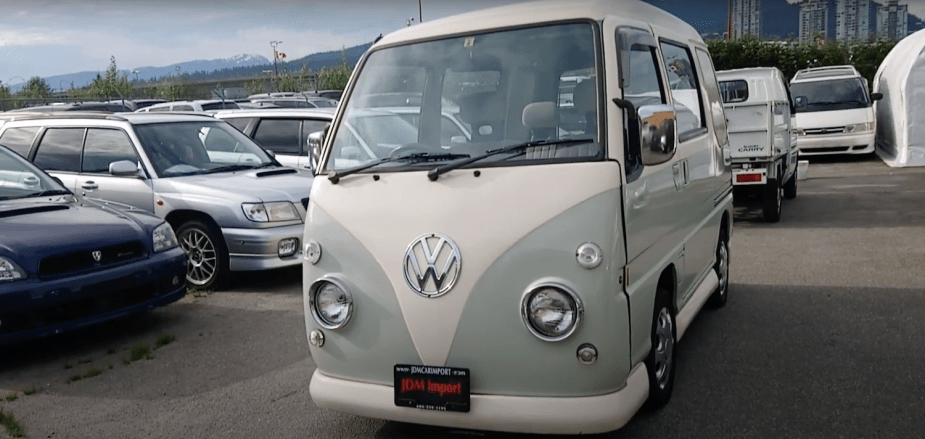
403, 233, 461, 298
91, 251, 102, 262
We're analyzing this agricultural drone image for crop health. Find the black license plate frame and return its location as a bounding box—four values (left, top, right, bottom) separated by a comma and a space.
394, 364, 470, 413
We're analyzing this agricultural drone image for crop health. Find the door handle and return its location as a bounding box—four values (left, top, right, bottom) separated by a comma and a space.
81, 181, 98, 190
631, 180, 649, 209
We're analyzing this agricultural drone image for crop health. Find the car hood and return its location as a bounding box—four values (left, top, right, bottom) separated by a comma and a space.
0, 197, 155, 271
154, 168, 313, 203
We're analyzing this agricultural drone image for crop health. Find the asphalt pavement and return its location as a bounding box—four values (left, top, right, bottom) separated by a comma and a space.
1, 153, 923, 438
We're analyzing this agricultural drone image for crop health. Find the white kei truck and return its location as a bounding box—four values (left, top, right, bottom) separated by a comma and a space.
717, 67, 799, 222
302, 0, 734, 434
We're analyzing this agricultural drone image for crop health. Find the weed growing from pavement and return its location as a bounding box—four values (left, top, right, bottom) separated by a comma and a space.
68, 374, 82, 383
129, 342, 152, 361
22, 387, 35, 396
77, 358, 92, 364
63, 361, 72, 369
108, 364, 113, 370
154, 334, 176, 349
122, 358, 131, 366
4, 394, 16, 402
82, 367, 103, 379
0, 409, 24, 438
107, 347, 116, 355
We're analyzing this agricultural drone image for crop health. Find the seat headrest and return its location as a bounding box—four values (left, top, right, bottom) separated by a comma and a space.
458, 92, 505, 124
573, 80, 596, 113
522, 102, 558, 129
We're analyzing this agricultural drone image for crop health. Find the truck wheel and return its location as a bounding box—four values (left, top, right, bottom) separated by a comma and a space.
644, 289, 676, 409
176, 220, 229, 291
707, 228, 729, 308
762, 179, 782, 223
784, 172, 798, 199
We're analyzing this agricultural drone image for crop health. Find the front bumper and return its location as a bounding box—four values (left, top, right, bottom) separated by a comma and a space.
0, 247, 188, 344
797, 131, 874, 155
222, 224, 304, 271
309, 363, 649, 435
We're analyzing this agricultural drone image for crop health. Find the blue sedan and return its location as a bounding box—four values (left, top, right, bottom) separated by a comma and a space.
0, 144, 188, 343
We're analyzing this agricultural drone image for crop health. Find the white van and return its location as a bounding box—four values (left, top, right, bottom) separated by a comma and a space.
717, 67, 798, 222
790, 65, 883, 155
302, 0, 733, 434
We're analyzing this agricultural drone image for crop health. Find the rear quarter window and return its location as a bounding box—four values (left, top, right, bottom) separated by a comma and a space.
719, 80, 749, 103
0, 127, 41, 157
33, 128, 85, 172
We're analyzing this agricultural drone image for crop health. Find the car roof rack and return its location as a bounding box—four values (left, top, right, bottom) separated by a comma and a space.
0, 112, 129, 122
792, 65, 859, 81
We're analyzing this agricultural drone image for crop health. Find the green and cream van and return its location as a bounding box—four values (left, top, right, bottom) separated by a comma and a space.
302, 0, 734, 434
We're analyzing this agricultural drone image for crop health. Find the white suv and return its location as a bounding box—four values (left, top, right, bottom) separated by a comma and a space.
790, 65, 883, 155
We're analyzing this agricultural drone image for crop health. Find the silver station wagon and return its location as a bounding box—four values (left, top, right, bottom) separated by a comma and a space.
0, 113, 314, 289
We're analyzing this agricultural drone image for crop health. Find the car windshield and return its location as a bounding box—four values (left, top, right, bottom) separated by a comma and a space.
201, 102, 240, 111
325, 22, 602, 172
0, 145, 69, 201
790, 78, 870, 113
133, 121, 274, 177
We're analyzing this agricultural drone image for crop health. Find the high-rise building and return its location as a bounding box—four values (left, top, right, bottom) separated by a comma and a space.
800, 0, 830, 43
729, 0, 762, 39
835, 0, 871, 41
876, 0, 908, 40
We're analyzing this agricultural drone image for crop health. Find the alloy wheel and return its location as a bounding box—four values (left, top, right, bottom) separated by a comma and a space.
654, 307, 675, 389
179, 228, 217, 286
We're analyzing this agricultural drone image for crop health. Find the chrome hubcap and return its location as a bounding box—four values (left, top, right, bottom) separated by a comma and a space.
717, 241, 728, 296
654, 307, 674, 389
179, 229, 216, 286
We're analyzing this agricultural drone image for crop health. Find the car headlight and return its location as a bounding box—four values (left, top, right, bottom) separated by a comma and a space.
152, 222, 179, 253
0, 257, 26, 282
844, 122, 873, 133
309, 279, 354, 329
242, 202, 300, 222
521, 283, 583, 342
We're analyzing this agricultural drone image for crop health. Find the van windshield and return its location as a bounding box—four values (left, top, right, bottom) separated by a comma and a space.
790, 78, 870, 113
325, 23, 602, 172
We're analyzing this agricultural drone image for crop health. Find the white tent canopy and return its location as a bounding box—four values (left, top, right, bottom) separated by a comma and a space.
874, 29, 925, 167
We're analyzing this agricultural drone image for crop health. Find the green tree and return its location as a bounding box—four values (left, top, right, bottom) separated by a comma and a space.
87, 56, 133, 99
245, 78, 268, 96
19, 76, 51, 98
315, 50, 352, 91
0, 81, 12, 111
157, 66, 190, 101
277, 63, 310, 92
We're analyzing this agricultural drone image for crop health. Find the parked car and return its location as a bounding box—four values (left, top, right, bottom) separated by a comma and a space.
789, 65, 882, 156
718, 67, 799, 222
137, 100, 240, 112
250, 97, 338, 109
247, 92, 300, 100
7, 101, 132, 113
0, 112, 313, 290
300, 90, 343, 100
213, 108, 335, 170
0, 143, 188, 343
303, 0, 732, 434
107, 99, 167, 112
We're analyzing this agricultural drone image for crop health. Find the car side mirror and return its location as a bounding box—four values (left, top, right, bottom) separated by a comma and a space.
794, 96, 808, 108
637, 104, 677, 166
109, 160, 140, 176
871, 92, 883, 101
308, 131, 325, 173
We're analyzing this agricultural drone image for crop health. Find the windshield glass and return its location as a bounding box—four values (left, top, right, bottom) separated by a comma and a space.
326, 22, 601, 172
134, 121, 274, 177
790, 78, 870, 113
0, 145, 69, 201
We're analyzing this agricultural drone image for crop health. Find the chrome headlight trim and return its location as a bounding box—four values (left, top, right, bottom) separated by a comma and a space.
520, 281, 584, 342
308, 276, 354, 330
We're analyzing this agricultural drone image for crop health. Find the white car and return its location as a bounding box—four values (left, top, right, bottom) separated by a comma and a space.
136, 100, 240, 112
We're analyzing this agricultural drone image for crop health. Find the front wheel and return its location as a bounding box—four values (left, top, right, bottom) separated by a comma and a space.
176, 220, 229, 291
762, 179, 782, 223
644, 290, 676, 409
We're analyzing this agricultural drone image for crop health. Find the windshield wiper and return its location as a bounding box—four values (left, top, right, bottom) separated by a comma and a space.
4, 189, 72, 200
427, 138, 595, 181
328, 152, 470, 184
202, 164, 259, 174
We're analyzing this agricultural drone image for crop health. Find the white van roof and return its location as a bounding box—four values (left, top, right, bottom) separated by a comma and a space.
375, 0, 700, 49
791, 65, 860, 83
717, 67, 790, 104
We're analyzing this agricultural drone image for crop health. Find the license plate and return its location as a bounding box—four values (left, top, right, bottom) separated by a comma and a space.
394, 364, 470, 413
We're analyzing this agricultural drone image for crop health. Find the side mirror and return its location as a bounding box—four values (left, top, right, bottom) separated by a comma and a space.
637, 104, 677, 166
794, 96, 808, 108
109, 160, 140, 176
308, 131, 325, 172
871, 92, 883, 101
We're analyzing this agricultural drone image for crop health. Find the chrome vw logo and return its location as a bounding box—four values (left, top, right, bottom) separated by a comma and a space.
403, 233, 461, 298
91, 251, 102, 262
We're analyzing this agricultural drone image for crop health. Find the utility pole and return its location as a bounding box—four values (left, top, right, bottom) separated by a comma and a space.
270, 41, 283, 79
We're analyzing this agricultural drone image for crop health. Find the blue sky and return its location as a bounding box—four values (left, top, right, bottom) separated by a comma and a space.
1, 0, 923, 87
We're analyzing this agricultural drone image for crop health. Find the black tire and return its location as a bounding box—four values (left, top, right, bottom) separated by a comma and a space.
707, 227, 730, 308
762, 178, 782, 223
176, 220, 229, 291
643, 289, 676, 409
784, 171, 798, 200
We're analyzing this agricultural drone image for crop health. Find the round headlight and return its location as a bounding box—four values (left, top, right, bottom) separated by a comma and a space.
521, 284, 583, 342
310, 279, 353, 329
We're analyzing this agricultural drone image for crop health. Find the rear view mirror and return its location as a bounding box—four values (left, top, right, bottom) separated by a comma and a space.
871, 92, 883, 101
637, 104, 677, 166
109, 160, 139, 176
794, 96, 808, 108
308, 131, 325, 173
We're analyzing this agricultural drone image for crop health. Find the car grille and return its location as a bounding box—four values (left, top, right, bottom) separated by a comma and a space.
804, 126, 846, 135
39, 241, 147, 278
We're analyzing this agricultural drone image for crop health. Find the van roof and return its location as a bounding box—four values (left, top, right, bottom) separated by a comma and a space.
716, 67, 783, 81
376, 0, 698, 48
791, 65, 860, 83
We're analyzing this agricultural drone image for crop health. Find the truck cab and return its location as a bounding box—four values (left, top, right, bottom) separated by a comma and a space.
718, 67, 798, 222
302, 0, 733, 434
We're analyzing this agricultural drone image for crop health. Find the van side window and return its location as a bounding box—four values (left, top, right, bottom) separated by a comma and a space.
659, 42, 706, 140
82, 129, 139, 174
33, 128, 85, 173
623, 47, 666, 107
253, 119, 301, 154
694, 48, 729, 147
0, 127, 40, 157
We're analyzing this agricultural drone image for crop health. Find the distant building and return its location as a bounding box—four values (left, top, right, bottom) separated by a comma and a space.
800, 0, 830, 43
876, 0, 908, 40
835, 0, 871, 41
729, 0, 762, 39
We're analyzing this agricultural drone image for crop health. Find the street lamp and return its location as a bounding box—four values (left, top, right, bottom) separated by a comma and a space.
132, 69, 139, 83
270, 41, 283, 79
